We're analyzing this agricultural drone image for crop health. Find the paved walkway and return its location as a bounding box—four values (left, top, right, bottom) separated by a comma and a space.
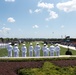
0, 55, 76, 59
59, 44, 76, 50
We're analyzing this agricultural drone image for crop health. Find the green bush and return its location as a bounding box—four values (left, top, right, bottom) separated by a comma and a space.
18, 61, 76, 75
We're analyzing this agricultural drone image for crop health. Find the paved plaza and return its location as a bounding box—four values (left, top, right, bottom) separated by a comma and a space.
59, 44, 76, 50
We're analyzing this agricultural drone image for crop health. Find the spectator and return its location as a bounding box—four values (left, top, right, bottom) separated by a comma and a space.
65, 48, 72, 55
74, 44, 76, 49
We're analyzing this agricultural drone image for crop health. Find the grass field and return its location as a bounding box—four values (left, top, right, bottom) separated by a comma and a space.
0, 41, 76, 57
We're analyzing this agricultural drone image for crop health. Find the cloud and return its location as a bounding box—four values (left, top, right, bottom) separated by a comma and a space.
37, 1, 58, 20
34, 9, 42, 13
2, 27, 11, 32
7, 17, 15, 23
45, 11, 58, 21
38, 2, 54, 9
29, 9, 33, 14
0, 27, 11, 34
29, 1, 57, 20
29, 9, 42, 14
5, 0, 15, 2
33, 25, 39, 28
56, 0, 76, 12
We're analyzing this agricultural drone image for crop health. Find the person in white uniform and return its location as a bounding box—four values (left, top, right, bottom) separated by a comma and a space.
42, 44, 48, 56
29, 43, 33, 57
49, 44, 55, 56
13, 44, 19, 57
34, 42, 41, 57
21, 44, 27, 57
7, 43, 13, 57
55, 44, 60, 56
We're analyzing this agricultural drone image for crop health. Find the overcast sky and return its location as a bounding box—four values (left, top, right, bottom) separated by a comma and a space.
0, 0, 76, 38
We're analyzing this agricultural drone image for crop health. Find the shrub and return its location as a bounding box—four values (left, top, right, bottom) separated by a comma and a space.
18, 61, 76, 75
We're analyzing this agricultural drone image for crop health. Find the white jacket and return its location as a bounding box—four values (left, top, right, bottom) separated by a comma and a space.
29, 46, 33, 51
55, 46, 60, 51
49, 45, 55, 51
21, 46, 27, 53
42, 46, 47, 52
34, 45, 41, 51
7, 45, 13, 51
13, 46, 19, 52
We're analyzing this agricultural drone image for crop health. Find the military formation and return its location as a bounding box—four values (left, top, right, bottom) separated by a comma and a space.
7, 42, 60, 57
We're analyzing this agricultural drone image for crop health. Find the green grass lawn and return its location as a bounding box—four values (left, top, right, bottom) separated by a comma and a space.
0, 41, 76, 57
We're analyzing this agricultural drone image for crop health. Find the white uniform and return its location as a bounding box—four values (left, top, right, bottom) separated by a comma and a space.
34, 43, 41, 57
7, 43, 13, 57
55, 45, 60, 56
29, 44, 33, 57
49, 45, 55, 56
42, 45, 48, 56
13, 44, 19, 57
47, 46, 49, 56
21, 44, 27, 57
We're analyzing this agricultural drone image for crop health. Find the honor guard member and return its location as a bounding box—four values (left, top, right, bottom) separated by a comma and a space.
55, 44, 60, 56
49, 44, 55, 56
13, 44, 19, 57
29, 43, 33, 57
21, 44, 27, 57
42, 44, 48, 56
7, 43, 13, 57
34, 42, 41, 57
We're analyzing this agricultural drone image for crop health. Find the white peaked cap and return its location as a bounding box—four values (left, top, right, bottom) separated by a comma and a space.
36, 42, 39, 45
55, 43, 58, 46
8, 42, 11, 45
44, 43, 46, 45
14, 44, 17, 46
30, 43, 32, 45
23, 44, 25, 45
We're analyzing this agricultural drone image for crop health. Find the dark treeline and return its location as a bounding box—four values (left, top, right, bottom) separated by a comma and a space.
0, 37, 76, 44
